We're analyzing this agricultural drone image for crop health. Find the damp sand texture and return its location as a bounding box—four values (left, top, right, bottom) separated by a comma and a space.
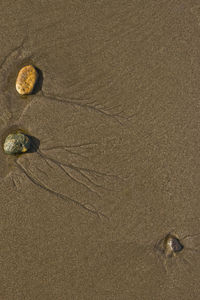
0, 1, 200, 300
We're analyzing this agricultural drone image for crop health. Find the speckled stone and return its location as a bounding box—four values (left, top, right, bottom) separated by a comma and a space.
3, 132, 31, 155
16, 65, 38, 95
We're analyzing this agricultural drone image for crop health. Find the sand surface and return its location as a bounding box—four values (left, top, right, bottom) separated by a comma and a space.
1, 1, 200, 299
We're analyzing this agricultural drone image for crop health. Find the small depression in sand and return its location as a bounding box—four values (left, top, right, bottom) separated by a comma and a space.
0, 33, 130, 219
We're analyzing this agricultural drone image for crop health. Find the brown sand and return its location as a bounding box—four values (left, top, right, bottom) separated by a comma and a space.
1, 1, 200, 299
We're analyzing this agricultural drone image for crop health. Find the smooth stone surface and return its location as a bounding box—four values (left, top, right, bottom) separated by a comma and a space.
16, 65, 38, 95
3, 132, 31, 155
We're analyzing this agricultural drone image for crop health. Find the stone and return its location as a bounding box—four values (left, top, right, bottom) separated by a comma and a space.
3, 132, 31, 155
16, 65, 38, 95
163, 234, 184, 257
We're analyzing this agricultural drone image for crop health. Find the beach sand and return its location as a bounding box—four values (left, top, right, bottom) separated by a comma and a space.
1, 1, 200, 299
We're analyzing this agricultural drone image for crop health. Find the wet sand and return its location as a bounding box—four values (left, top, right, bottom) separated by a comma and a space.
1, 1, 200, 299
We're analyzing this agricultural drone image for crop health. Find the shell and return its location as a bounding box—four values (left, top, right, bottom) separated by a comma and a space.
16, 65, 38, 95
3, 132, 31, 155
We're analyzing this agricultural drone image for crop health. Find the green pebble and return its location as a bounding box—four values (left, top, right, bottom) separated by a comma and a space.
3, 132, 31, 155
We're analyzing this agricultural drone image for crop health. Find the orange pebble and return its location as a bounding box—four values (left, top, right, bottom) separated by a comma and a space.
16, 65, 38, 95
